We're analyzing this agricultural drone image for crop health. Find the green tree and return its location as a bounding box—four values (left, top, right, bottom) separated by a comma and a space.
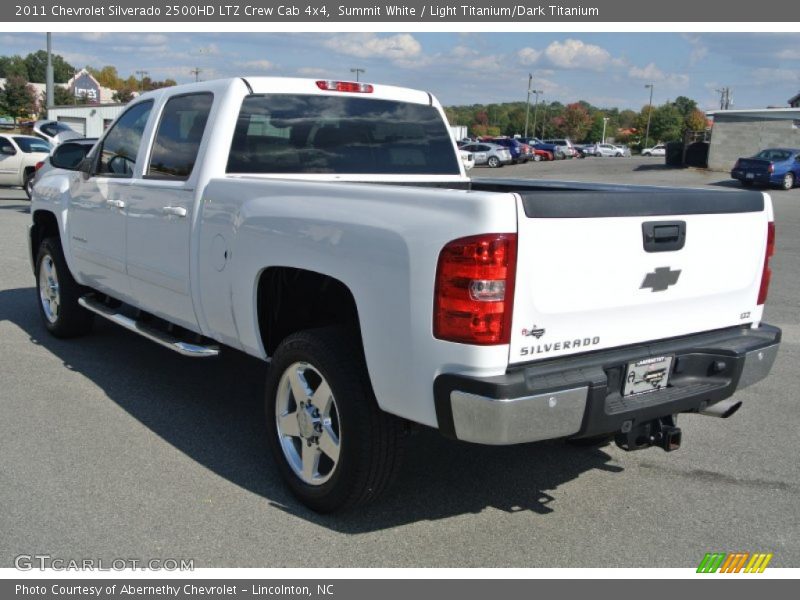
685, 108, 707, 132
52, 85, 74, 106
0, 55, 28, 78
0, 76, 37, 123
618, 109, 638, 130
554, 102, 592, 141
672, 96, 698, 121
637, 103, 683, 144
24, 50, 75, 83
89, 65, 123, 89
112, 88, 136, 103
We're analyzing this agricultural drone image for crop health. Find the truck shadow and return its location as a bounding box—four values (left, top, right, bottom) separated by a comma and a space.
0, 286, 623, 532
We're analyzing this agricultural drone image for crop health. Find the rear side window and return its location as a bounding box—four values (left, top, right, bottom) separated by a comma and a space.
148, 93, 213, 180
97, 101, 153, 177
227, 94, 460, 175
14, 137, 51, 153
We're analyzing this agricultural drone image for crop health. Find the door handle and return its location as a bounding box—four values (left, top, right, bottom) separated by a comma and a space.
162, 206, 187, 217
107, 199, 126, 209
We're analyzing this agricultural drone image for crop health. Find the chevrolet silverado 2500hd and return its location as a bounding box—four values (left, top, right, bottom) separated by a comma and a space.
28, 78, 781, 512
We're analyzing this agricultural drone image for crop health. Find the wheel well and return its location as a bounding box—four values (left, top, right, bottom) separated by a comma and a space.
31, 210, 60, 266
24, 165, 35, 177
257, 267, 361, 356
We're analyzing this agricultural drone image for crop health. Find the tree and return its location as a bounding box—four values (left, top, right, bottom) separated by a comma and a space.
556, 102, 592, 141
89, 65, 123, 89
685, 108, 707, 132
0, 76, 37, 123
672, 96, 698, 121
24, 50, 75, 83
618, 109, 637, 129
0, 55, 28, 79
112, 88, 135, 103
636, 103, 683, 144
52, 85, 74, 106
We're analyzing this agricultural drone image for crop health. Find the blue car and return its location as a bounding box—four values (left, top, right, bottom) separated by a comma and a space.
731, 148, 800, 191
489, 138, 531, 164
520, 137, 563, 159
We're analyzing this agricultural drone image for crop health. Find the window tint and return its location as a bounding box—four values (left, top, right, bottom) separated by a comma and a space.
13, 137, 51, 153
0, 137, 15, 154
97, 101, 153, 177
148, 93, 213, 179
228, 94, 460, 175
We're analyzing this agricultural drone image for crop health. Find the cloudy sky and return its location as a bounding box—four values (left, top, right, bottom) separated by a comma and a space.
1, 32, 798, 109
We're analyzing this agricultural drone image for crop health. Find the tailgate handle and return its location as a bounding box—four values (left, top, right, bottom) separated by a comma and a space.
642, 221, 686, 252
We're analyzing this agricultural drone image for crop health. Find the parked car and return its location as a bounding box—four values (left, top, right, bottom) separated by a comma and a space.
531, 148, 553, 161
489, 138, 532, 163
29, 77, 781, 513
0, 116, 16, 130
731, 148, 800, 191
34, 138, 98, 184
0, 134, 51, 198
459, 148, 475, 171
592, 143, 625, 157
642, 144, 666, 157
614, 144, 632, 157
32, 120, 82, 147
544, 138, 577, 159
520, 137, 561, 159
460, 142, 512, 167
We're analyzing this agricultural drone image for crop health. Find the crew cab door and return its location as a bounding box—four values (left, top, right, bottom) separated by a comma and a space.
124, 92, 213, 330
0, 135, 22, 185
67, 101, 154, 298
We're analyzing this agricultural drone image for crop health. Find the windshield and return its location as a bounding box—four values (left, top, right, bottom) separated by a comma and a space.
228, 94, 460, 175
13, 137, 51, 153
754, 149, 791, 162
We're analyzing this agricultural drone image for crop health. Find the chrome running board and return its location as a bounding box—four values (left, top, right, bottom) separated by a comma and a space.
78, 295, 219, 358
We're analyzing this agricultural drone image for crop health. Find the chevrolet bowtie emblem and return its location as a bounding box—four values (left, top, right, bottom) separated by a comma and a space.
641, 267, 681, 292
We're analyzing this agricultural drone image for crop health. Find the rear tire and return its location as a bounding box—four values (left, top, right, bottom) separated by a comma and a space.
35, 237, 94, 337
265, 326, 404, 513
24, 171, 35, 200
487, 156, 500, 168
782, 173, 795, 190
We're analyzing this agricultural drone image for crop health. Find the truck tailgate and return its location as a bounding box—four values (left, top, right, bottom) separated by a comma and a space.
508, 188, 771, 364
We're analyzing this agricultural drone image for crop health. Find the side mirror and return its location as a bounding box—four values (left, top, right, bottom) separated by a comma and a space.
51, 143, 93, 171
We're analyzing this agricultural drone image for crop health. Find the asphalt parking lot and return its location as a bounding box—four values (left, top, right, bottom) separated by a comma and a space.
1, 158, 798, 568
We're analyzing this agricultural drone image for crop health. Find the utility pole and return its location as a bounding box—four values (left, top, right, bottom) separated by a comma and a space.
190, 67, 202, 82
644, 83, 654, 149
716, 87, 732, 110
540, 101, 549, 139
350, 68, 365, 82
524, 73, 533, 138
530, 89, 543, 139
135, 70, 149, 92
602, 116, 609, 143
45, 33, 54, 110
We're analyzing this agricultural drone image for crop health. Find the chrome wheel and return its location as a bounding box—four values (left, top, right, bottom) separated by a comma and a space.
275, 361, 341, 486
783, 173, 794, 190
38, 254, 60, 324
25, 175, 34, 199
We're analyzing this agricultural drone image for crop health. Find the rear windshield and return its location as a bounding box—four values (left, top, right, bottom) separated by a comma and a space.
13, 137, 51, 153
754, 149, 791, 161
227, 94, 460, 175
40, 122, 76, 137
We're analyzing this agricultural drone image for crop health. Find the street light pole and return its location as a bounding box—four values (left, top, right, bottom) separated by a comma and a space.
45, 33, 54, 110
602, 117, 609, 144
136, 70, 149, 92
350, 68, 365, 82
644, 83, 654, 150
524, 73, 533, 138
531, 90, 543, 140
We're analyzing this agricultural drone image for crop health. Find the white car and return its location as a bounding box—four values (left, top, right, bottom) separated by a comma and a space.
642, 144, 666, 157
593, 143, 624, 157
0, 134, 51, 198
30, 77, 781, 512
459, 148, 475, 171
32, 120, 82, 147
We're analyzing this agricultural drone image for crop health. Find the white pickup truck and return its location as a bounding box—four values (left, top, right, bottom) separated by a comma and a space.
29, 78, 781, 512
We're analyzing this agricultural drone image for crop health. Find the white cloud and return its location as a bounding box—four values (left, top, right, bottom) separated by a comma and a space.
776, 48, 800, 60
238, 59, 274, 71
517, 47, 542, 65
628, 62, 689, 87
543, 39, 613, 71
323, 33, 421, 64
297, 67, 330, 77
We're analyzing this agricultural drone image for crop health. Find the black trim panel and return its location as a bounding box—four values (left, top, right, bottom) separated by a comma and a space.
470, 178, 764, 218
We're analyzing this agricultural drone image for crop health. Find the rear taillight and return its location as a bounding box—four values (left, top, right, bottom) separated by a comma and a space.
316, 80, 374, 93
34, 161, 44, 171
768, 164, 774, 174
757, 221, 776, 305
434, 234, 517, 345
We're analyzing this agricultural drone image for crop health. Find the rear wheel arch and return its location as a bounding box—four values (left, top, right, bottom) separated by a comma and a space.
256, 267, 363, 357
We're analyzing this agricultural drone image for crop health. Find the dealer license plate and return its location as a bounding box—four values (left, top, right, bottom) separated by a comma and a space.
623, 355, 673, 396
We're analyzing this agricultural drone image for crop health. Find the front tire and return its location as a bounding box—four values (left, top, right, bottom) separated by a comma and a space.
781, 172, 795, 190
35, 237, 94, 337
265, 327, 404, 512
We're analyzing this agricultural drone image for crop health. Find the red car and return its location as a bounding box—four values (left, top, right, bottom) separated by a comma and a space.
532, 148, 553, 161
